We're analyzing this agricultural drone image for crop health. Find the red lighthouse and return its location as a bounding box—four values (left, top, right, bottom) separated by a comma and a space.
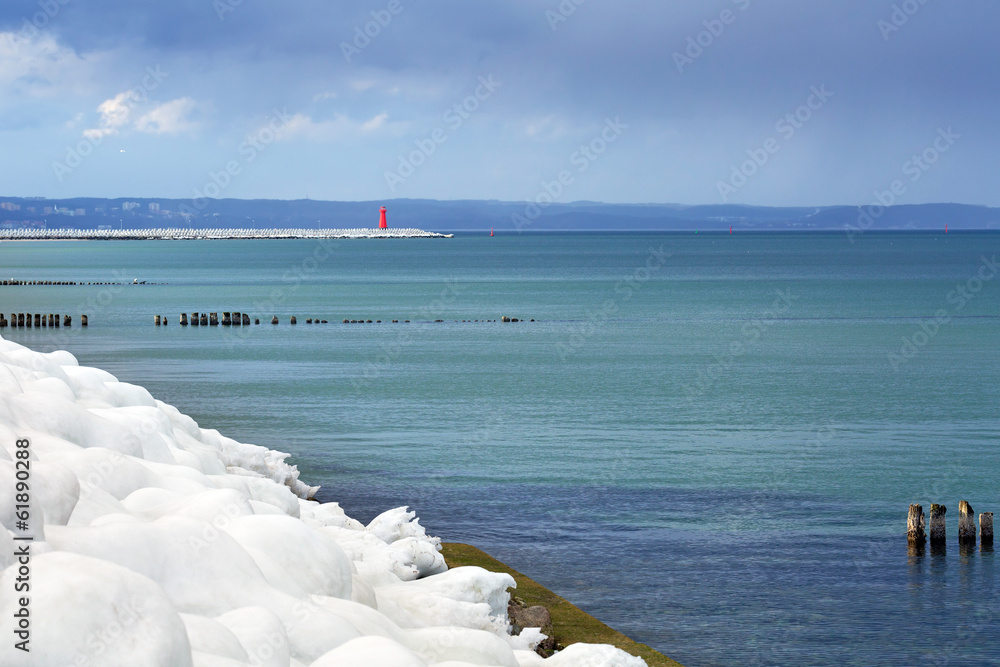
379, 206, 388, 229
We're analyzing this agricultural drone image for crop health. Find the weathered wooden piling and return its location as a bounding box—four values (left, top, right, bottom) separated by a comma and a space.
959, 501, 976, 543
222, 312, 232, 325
306, 318, 313, 324
63, 315, 71, 327
54, 314, 60, 328
33, 314, 40, 327
982, 513, 994, 545
929, 504, 947, 543
232, 312, 242, 326
907, 504, 926, 543
191, 312, 200, 326
47, 314, 53, 327
155, 315, 161, 326
200, 313, 208, 326
290, 316, 297, 325
81, 314, 88, 327
210, 313, 219, 326
180, 313, 188, 326
271, 316, 279, 325
242, 313, 250, 326
17, 314, 24, 327
254, 318, 259, 325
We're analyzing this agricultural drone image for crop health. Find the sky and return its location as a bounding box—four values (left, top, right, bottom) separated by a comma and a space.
0, 0, 996, 207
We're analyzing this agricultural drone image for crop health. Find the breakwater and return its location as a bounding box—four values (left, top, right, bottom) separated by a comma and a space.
0, 227, 453, 240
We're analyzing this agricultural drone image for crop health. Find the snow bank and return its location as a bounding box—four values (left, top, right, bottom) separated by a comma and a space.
0, 337, 646, 667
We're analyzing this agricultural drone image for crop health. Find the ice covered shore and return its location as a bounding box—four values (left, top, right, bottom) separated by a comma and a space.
0, 336, 644, 667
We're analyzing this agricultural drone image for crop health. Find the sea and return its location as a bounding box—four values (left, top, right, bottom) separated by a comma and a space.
1, 231, 998, 667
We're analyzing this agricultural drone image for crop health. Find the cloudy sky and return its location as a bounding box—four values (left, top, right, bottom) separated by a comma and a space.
0, 0, 996, 206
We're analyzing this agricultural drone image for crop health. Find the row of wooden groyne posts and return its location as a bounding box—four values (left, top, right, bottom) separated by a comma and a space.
907, 502, 993, 546
159, 314, 530, 326
0, 313, 87, 328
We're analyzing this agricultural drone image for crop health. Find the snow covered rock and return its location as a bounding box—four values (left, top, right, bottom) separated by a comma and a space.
0, 336, 646, 667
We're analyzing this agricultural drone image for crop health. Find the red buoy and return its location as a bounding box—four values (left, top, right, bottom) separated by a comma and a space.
379, 206, 388, 229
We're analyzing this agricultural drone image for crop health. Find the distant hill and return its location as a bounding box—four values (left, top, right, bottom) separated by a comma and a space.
1, 197, 997, 232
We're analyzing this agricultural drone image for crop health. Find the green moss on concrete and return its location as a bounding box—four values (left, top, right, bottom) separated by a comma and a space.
440, 543, 684, 667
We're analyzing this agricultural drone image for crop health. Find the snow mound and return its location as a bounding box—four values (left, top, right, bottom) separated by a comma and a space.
0, 337, 646, 666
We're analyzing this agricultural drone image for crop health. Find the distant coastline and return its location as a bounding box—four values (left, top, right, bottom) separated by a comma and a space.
2, 197, 999, 234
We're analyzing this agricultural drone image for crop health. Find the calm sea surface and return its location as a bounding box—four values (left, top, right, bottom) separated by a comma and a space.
1, 232, 998, 666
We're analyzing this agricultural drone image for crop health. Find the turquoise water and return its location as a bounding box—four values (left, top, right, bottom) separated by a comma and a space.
1, 232, 998, 666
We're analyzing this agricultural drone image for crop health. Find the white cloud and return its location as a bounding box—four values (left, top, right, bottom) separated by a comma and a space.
313, 91, 338, 102
275, 111, 405, 141
0, 31, 99, 97
136, 98, 198, 134
82, 95, 198, 138
361, 112, 388, 132
83, 91, 134, 138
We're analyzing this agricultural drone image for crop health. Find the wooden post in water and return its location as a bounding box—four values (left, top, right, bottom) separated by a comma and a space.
222, 312, 231, 326
242, 313, 250, 325
191, 313, 199, 326
34, 314, 40, 327
200, 313, 208, 326
54, 314, 60, 328
907, 504, 926, 544
959, 501, 976, 543
929, 504, 947, 543
17, 314, 23, 327
271, 316, 279, 325
233, 312, 242, 326
290, 316, 297, 325
982, 513, 994, 546
180, 313, 188, 326
81, 314, 87, 327
25, 314, 31, 329
155, 315, 161, 326
47, 314, 54, 327
254, 318, 259, 325
210, 313, 219, 326
63, 315, 71, 327
40, 314, 46, 327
